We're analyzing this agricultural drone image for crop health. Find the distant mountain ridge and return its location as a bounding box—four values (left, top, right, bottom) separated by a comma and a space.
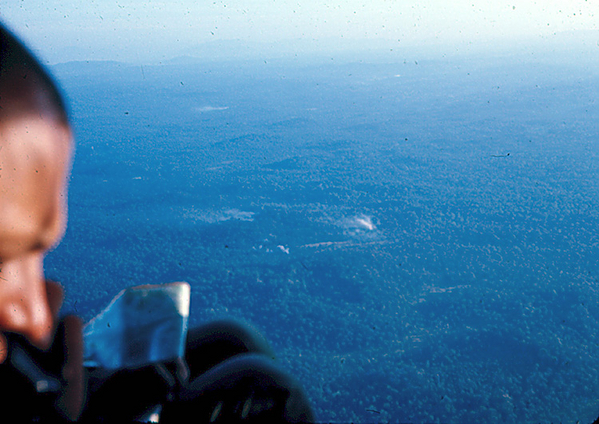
49, 29, 599, 68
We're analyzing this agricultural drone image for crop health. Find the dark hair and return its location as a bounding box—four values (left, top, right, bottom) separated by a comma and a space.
0, 22, 69, 124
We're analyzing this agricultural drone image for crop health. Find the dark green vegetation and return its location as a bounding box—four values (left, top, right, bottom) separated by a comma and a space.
46, 49, 599, 423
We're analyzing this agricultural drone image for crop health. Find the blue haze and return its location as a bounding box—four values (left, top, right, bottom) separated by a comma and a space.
45, 45, 599, 423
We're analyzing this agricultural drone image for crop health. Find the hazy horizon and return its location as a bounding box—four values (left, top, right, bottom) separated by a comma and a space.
2, 1, 599, 65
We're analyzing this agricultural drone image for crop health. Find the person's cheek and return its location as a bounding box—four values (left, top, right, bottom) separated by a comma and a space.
0, 333, 7, 363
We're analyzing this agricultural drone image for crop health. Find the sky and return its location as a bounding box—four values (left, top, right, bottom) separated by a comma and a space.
1, 0, 598, 64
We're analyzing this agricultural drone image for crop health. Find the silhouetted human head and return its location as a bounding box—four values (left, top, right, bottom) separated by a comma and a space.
0, 22, 72, 358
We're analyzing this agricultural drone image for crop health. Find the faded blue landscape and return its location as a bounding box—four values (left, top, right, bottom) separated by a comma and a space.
44, 40, 599, 423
